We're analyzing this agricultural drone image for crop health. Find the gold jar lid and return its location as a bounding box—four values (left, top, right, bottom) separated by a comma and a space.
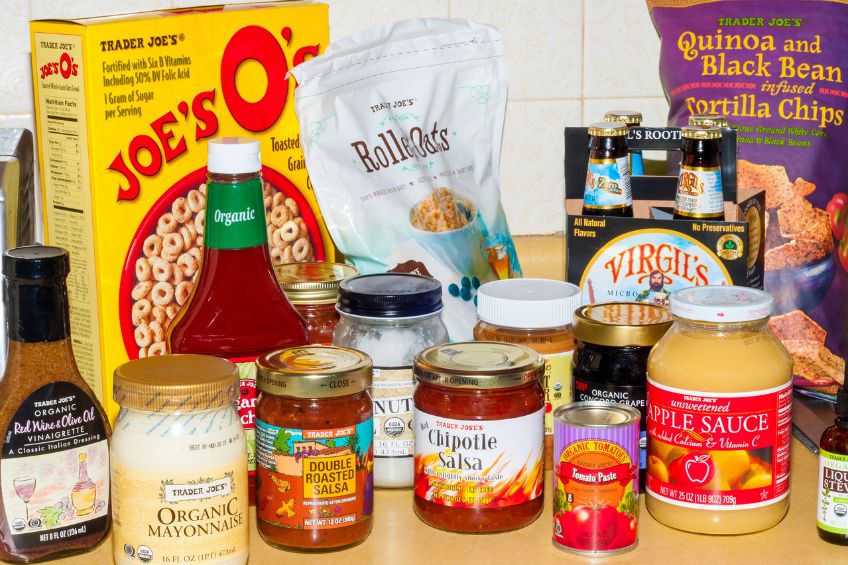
573, 302, 673, 347
588, 122, 627, 137
414, 341, 543, 390
688, 114, 729, 128
603, 110, 642, 125
681, 125, 721, 140
256, 346, 372, 398
275, 262, 359, 304
114, 354, 238, 412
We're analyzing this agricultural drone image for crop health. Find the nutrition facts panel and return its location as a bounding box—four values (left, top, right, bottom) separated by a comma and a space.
34, 32, 103, 399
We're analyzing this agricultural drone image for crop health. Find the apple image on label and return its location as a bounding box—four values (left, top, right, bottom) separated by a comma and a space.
669, 452, 715, 488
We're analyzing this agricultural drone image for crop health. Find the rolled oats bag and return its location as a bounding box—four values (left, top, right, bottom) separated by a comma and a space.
292, 18, 521, 340
650, 0, 848, 394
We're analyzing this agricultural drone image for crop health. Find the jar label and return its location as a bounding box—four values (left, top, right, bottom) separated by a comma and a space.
574, 379, 647, 472
372, 368, 414, 458
413, 408, 544, 508
205, 178, 268, 250
544, 351, 573, 436
583, 156, 632, 210
0, 382, 109, 549
112, 458, 248, 564
255, 419, 373, 530
646, 379, 792, 509
818, 449, 848, 535
675, 165, 723, 218
232, 359, 257, 477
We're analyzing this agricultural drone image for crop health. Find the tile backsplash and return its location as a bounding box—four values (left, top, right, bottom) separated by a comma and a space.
7, 0, 669, 236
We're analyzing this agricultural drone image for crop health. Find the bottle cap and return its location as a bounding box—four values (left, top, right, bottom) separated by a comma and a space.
414, 341, 544, 390
276, 262, 359, 304
2, 245, 69, 281
588, 122, 627, 137
476, 278, 581, 329
688, 114, 729, 128
669, 285, 773, 323
681, 126, 721, 140
207, 137, 262, 174
573, 302, 673, 347
338, 273, 442, 318
604, 110, 642, 125
257, 346, 372, 398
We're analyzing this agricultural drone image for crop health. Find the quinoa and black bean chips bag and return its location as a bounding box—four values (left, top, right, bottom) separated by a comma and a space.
650, 0, 847, 393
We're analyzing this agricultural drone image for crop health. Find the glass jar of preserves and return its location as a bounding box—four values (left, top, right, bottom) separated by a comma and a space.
473, 278, 581, 470
111, 355, 248, 565
674, 126, 724, 221
572, 302, 672, 489
413, 342, 545, 533
604, 110, 643, 176
276, 262, 358, 345
334, 273, 449, 489
583, 122, 633, 218
255, 346, 373, 552
646, 286, 793, 535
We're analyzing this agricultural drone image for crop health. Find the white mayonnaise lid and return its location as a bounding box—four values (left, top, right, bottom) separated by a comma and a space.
476, 278, 582, 329
207, 137, 261, 174
669, 285, 774, 323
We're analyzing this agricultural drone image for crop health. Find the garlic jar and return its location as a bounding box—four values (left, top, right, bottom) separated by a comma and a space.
111, 355, 248, 565
334, 273, 449, 488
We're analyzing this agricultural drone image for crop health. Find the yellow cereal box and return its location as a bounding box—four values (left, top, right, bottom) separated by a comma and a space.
30, 2, 331, 420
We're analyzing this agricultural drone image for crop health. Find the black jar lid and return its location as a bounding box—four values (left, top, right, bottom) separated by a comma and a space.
3, 245, 69, 281
337, 273, 442, 318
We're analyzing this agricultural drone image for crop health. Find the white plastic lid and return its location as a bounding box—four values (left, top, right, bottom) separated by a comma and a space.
476, 278, 582, 329
669, 285, 774, 323
207, 137, 262, 174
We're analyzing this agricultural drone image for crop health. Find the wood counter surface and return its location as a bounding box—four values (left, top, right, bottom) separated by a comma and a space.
50, 236, 841, 563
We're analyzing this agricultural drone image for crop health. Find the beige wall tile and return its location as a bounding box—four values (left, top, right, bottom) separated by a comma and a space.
500, 99, 581, 235
582, 96, 669, 127
0, 52, 33, 115
31, 0, 171, 20
583, 0, 664, 98
0, 0, 29, 55
325, 0, 449, 41
451, 0, 582, 100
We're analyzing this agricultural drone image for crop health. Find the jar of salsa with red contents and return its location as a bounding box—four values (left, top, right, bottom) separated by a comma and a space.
413, 342, 545, 533
255, 346, 373, 552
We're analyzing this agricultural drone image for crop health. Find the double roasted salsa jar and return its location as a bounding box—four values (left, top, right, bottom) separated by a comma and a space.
412, 342, 545, 533
572, 303, 672, 488
254, 346, 374, 551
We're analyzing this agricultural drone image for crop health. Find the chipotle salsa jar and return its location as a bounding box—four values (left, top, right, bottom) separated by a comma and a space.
255, 346, 373, 551
413, 342, 545, 533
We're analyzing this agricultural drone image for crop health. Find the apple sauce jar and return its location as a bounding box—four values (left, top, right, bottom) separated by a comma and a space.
646, 286, 793, 535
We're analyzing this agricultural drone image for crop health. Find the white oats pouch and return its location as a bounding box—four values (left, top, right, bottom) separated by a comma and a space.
291, 18, 521, 340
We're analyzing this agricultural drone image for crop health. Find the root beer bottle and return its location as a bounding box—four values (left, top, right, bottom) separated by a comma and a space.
582, 122, 633, 217
673, 126, 724, 221
604, 110, 643, 176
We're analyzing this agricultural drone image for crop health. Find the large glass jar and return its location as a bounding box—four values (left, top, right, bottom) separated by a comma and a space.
334, 273, 449, 489
646, 286, 793, 535
111, 355, 248, 565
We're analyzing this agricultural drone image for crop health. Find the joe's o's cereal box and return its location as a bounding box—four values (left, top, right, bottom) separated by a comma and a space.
30, 2, 331, 420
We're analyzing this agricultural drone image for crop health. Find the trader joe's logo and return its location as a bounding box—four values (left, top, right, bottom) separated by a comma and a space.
579, 229, 731, 306
39, 52, 78, 80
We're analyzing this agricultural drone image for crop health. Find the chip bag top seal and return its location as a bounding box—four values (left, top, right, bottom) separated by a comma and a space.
291, 18, 521, 340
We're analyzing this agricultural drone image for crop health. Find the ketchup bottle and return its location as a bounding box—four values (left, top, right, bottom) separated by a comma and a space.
168, 138, 308, 505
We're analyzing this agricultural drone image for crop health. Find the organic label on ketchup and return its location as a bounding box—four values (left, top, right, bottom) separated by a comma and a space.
646, 379, 792, 508
413, 409, 543, 508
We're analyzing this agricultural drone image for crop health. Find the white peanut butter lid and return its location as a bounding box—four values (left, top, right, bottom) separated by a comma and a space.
476, 278, 582, 329
207, 137, 261, 174
669, 285, 774, 323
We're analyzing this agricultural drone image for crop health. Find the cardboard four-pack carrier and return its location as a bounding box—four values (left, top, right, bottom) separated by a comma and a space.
564, 126, 765, 305
30, 2, 331, 420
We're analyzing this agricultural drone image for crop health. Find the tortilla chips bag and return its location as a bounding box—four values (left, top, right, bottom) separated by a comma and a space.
650, 0, 848, 394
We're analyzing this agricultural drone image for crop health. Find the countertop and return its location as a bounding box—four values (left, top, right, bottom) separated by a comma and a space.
48, 235, 843, 563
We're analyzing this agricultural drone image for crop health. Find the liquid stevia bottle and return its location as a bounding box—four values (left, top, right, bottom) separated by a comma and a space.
673, 126, 724, 221
583, 122, 633, 218
818, 384, 848, 545
168, 138, 309, 505
0, 246, 111, 562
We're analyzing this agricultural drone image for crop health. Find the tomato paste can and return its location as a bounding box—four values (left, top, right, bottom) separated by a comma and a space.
552, 401, 640, 555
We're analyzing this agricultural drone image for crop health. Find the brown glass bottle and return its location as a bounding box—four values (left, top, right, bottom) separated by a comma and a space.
604, 110, 644, 176
817, 384, 848, 545
674, 126, 724, 220
583, 122, 633, 217
0, 246, 111, 562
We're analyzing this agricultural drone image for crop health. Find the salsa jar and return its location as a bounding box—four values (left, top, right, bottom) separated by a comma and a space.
474, 278, 581, 470
111, 355, 248, 565
572, 302, 672, 489
413, 342, 545, 533
255, 346, 373, 551
276, 262, 358, 345
646, 286, 793, 535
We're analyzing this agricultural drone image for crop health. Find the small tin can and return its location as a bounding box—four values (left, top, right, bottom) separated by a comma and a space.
552, 402, 640, 555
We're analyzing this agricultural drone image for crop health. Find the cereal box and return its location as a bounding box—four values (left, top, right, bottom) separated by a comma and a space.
30, 2, 331, 420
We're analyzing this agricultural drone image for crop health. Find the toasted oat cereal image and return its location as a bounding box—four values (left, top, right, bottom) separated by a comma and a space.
411, 187, 473, 232
768, 309, 827, 344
